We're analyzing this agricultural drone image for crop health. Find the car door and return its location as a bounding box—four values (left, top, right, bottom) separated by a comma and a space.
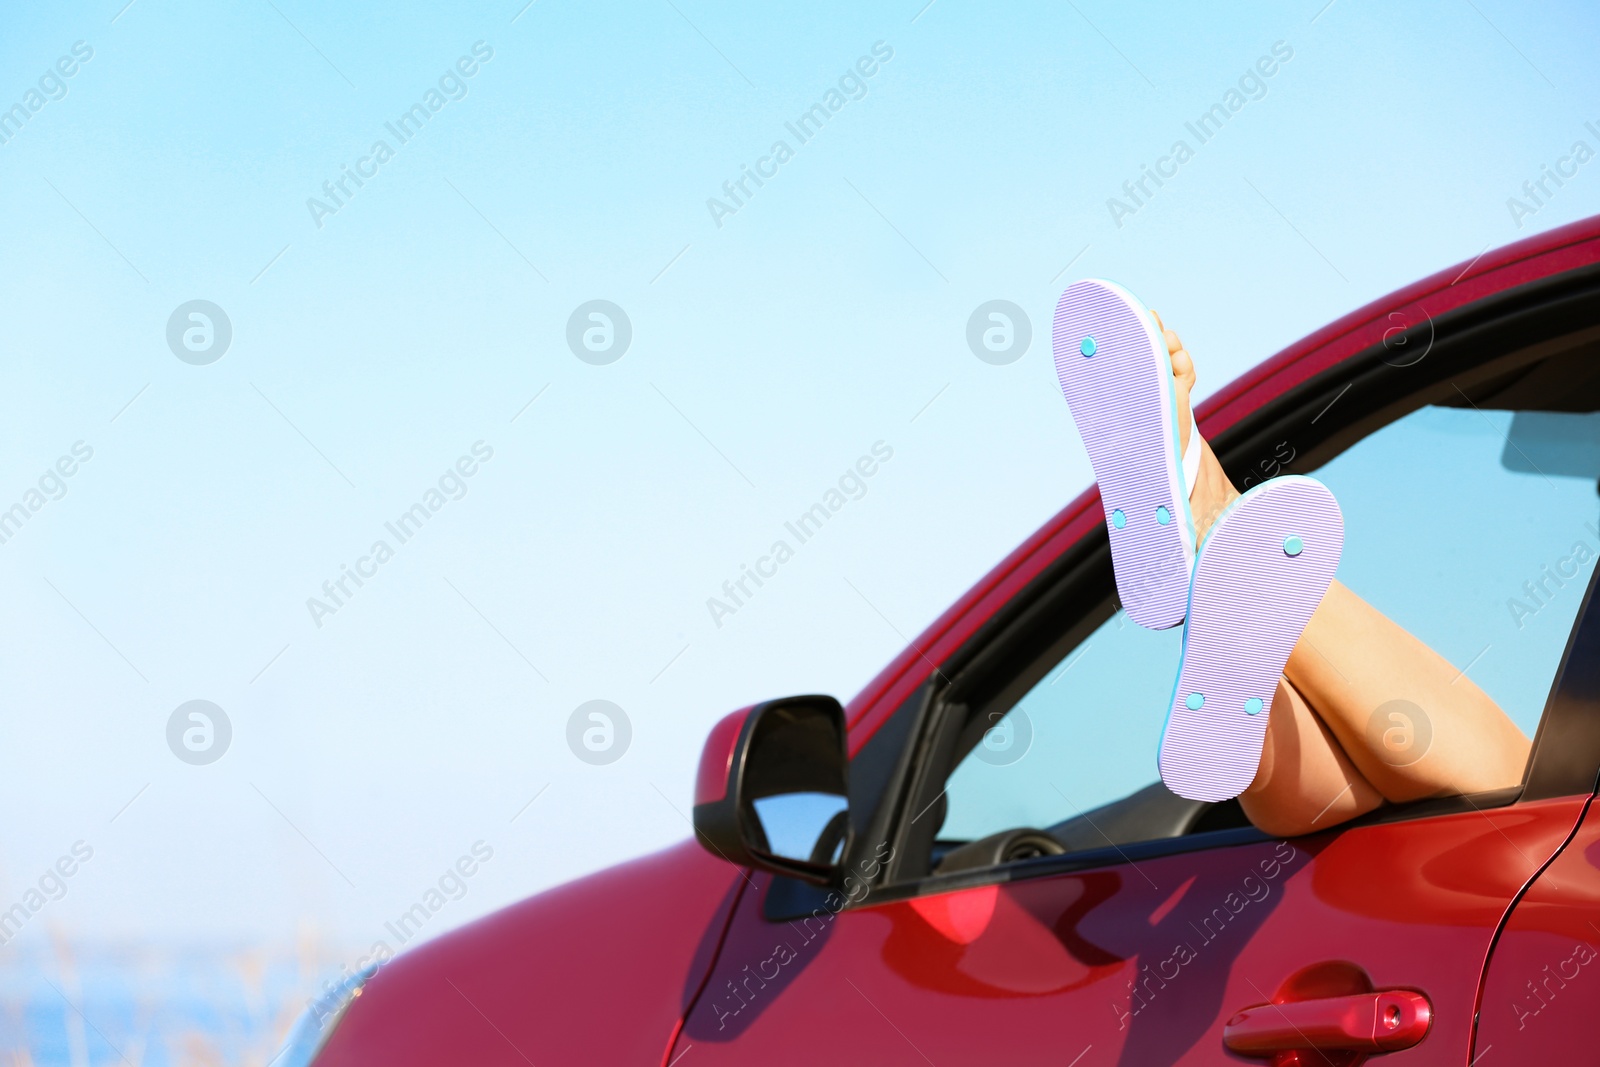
673, 810, 1586, 1066
668, 306, 1600, 1064
1472, 564, 1600, 1062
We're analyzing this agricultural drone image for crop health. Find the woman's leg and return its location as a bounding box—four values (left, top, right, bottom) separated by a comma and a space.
1157, 313, 1532, 811
1282, 582, 1531, 801
1239, 677, 1384, 837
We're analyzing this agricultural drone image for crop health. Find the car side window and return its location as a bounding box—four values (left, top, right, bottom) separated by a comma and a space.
940, 405, 1600, 844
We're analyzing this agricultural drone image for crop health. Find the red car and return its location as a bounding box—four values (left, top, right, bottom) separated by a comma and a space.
287, 216, 1600, 1066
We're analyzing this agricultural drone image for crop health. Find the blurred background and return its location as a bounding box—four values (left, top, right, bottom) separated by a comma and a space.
2, 0, 1598, 1061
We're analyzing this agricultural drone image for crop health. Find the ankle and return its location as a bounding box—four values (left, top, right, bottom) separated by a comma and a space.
1190, 440, 1240, 544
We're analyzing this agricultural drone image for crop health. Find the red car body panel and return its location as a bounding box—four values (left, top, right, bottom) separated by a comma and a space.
312, 840, 745, 1067
1474, 795, 1600, 1059
312, 215, 1600, 1065
672, 798, 1587, 1064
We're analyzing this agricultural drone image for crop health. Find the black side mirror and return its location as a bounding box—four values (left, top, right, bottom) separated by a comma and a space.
692, 695, 849, 885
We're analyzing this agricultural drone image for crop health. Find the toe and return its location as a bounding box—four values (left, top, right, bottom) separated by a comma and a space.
1151, 308, 1198, 442
1171, 345, 1196, 392
1170, 345, 1196, 455
1151, 310, 1183, 355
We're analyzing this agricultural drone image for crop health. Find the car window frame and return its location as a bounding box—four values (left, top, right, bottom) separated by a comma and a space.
820, 263, 1600, 910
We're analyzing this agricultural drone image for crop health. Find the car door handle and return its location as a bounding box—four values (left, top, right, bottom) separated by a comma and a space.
1223, 990, 1431, 1056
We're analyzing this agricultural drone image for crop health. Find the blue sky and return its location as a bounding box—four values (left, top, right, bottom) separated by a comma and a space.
1, 0, 1597, 951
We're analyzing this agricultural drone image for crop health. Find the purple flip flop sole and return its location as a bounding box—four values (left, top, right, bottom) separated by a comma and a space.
1158, 476, 1344, 803
1053, 279, 1194, 631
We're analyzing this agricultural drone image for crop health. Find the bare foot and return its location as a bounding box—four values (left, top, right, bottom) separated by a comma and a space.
1150, 310, 1239, 544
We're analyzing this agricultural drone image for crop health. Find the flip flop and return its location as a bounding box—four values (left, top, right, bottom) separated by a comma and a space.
1053, 278, 1199, 630
1158, 476, 1344, 803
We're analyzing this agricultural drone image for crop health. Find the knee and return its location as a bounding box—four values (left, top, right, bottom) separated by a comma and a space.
1241, 804, 1322, 839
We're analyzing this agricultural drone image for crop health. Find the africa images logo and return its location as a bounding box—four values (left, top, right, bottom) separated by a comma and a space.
566, 700, 632, 766
166, 300, 233, 365
167, 700, 232, 766
705, 41, 894, 228
566, 301, 632, 365
305, 42, 495, 230
306, 442, 495, 628
966, 301, 1031, 365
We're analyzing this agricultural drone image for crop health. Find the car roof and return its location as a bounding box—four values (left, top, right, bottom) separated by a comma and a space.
846, 213, 1600, 753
